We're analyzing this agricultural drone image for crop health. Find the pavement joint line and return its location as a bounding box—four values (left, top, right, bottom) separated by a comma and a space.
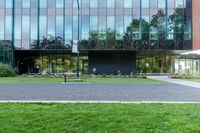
60, 82, 91, 84
1, 101, 200, 104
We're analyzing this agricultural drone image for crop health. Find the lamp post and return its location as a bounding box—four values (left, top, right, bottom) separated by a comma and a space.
76, 0, 80, 78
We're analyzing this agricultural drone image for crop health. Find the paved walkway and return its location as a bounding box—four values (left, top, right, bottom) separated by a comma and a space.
148, 76, 200, 89
1, 83, 200, 102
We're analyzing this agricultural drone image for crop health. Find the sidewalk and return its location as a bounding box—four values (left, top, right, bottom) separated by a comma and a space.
148, 76, 200, 89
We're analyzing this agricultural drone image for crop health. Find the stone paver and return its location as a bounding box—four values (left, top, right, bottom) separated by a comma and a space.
0, 83, 200, 102
148, 76, 200, 89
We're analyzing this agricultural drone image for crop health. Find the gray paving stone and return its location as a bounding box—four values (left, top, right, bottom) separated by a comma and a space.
0, 83, 200, 102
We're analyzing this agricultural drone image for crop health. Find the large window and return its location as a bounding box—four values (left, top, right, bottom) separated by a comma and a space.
73, 0, 78, 8
0, 15, 4, 40
73, 16, 78, 40
31, 9, 37, 41
90, 16, 98, 30
65, 16, 72, 40
176, 0, 184, 8
82, 0, 89, 8
116, 0, 123, 8
39, 16, 47, 39
0, 0, 5, 8
124, 16, 132, 32
56, 16, 64, 48
5, 16, 12, 40
124, 0, 132, 8
48, 9, 55, 37
107, 0, 115, 8
82, 15, 89, 39
56, 0, 64, 8
22, 0, 30, 8
22, 16, 30, 49
158, 0, 166, 9
107, 16, 115, 30
6, 0, 12, 8
40, 0, 47, 8
90, 0, 98, 8
0, 0, 193, 50
142, 0, 149, 8
56, 16, 64, 38
116, 16, 123, 40
99, 0, 106, 8
48, 0, 55, 8
15, 15, 21, 40
98, 16, 107, 40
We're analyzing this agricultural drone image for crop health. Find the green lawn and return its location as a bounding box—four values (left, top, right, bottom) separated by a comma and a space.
0, 77, 163, 84
0, 103, 200, 133
185, 78, 200, 83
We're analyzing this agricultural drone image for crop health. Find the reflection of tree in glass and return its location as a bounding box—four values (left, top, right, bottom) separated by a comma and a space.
0, 40, 13, 49
78, 5, 188, 51
169, 7, 185, 49
150, 9, 166, 41
79, 29, 116, 50
106, 29, 115, 49
31, 35, 71, 50
124, 18, 149, 49
169, 8, 185, 40
0, 40, 13, 65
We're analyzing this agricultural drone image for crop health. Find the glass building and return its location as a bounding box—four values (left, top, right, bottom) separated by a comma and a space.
0, 0, 194, 75
0, 40, 13, 65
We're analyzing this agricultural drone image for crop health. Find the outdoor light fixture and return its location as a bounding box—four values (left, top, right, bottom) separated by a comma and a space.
72, 0, 80, 78
76, 0, 80, 78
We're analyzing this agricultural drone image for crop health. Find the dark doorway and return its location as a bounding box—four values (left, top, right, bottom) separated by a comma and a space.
88, 51, 136, 75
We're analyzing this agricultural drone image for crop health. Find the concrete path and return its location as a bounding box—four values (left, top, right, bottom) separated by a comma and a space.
148, 76, 200, 89
1, 83, 200, 102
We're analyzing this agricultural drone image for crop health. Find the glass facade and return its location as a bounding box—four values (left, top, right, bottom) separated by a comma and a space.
137, 55, 172, 74
0, 0, 194, 75
0, 40, 13, 65
172, 58, 200, 76
0, 0, 192, 50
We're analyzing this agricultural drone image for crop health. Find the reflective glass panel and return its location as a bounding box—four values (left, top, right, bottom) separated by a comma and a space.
176, 0, 184, 8
82, 15, 89, 39
90, 0, 98, 8
22, 0, 30, 8
116, 0, 123, 8
124, 0, 132, 8
56, 0, 64, 8
158, 0, 166, 8
56, 16, 64, 38
107, 16, 115, 30
39, 16, 47, 38
90, 16, 98, 30
6, 0, 12, 8
107, 0, 115, 8
142, 0, 149, 8
0, 15, 4, 39
40, 0, 47, 8
5, 16, 12, 40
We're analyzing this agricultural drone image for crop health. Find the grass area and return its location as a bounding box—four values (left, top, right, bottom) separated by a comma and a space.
86, 77, 163, 84
0, 77, 63, 84
185, 78, 200, 83
0, 103, 200, 133
0, 77, 163, 84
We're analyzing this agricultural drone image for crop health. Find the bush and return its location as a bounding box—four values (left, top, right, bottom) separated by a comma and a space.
0, 63, 17, 77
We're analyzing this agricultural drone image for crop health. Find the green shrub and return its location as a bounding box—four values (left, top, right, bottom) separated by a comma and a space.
0, 63, 17, 77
